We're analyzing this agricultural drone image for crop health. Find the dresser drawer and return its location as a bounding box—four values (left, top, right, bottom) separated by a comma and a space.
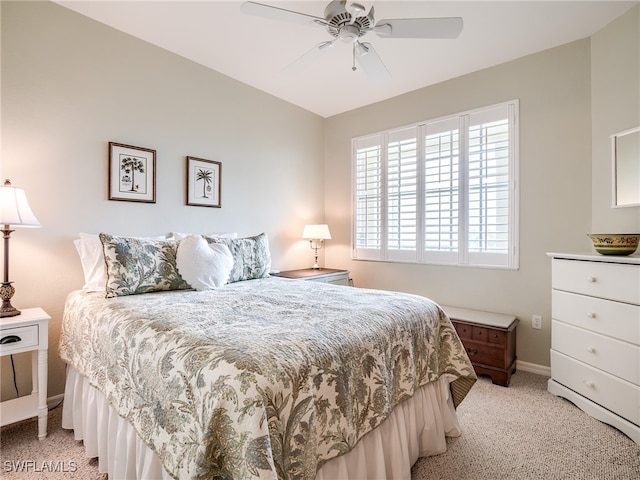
551, 350, 640, 426
552, 320, 639, 385
0, 324, 39, 355
487, 329, 507, 344
552, 259, 640, 304
552, 290, 640, 345
454, 322, 472, 339
460, 339, 505, 369
451, 322, 505, 344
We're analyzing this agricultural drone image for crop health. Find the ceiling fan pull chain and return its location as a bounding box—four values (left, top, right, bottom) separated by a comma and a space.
352, 42, 357, 71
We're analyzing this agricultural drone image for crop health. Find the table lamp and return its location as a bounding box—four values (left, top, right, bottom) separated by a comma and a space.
302, 224, 331, 269
0, 180, 41, 317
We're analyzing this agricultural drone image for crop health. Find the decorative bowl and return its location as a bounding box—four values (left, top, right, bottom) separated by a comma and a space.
588, 234, 640, 256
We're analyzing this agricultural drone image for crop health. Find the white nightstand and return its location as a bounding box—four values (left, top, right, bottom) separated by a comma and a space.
272, 268, 351, 286
0, 307, 50, 440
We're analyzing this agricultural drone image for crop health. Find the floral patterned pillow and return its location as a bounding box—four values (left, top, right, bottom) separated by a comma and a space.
204, 232, 271, 283
99, 233, 190, 298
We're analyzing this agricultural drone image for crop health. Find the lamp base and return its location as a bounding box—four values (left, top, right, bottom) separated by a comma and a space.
0, 282, 20, 317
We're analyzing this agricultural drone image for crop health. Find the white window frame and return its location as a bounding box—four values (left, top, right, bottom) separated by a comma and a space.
352, 100, 519, 270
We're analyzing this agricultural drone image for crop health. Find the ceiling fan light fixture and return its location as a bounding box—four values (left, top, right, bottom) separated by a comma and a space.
339, 24, 360, 42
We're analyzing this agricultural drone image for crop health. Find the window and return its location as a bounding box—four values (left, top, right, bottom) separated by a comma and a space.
352, 100, 519, 269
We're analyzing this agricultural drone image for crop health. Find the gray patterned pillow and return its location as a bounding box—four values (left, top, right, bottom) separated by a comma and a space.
204, 232, 271, 283
99, 233, 190, 298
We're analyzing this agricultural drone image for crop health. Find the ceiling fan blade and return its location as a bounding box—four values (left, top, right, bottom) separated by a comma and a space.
241, 1, 328, 27
374, 17, 463, 39
355, 42, 391, 84
282, 41, 335, 74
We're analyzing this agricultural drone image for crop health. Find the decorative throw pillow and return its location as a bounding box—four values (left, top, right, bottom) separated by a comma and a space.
99, 233, 190, 298
176, 235, 234, 290
74, 232, 169, 291
204, 232, 271, 283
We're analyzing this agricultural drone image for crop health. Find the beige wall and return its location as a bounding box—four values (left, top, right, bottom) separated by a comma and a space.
591, 4, 640, 231
1, 1, 325, 400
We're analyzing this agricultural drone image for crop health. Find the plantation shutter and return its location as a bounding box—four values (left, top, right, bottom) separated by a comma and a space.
353, 134, 384, 260
352, 100, 518, 269
466, 104, 516, 267
387, 126, 419, 262
423, 117, 460, 264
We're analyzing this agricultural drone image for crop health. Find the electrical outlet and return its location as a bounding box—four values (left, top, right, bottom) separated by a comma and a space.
532, 315, 543, 330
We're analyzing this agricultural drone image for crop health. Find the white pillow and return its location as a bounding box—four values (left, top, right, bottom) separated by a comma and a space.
74, 233, 106, 291
176, 235, 234, 290
74, 232, 169, 291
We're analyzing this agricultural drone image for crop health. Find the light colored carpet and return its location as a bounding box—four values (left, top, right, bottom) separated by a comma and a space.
1, 371, 638, 479
0, 400, 106, 479
411, 371, 640, 480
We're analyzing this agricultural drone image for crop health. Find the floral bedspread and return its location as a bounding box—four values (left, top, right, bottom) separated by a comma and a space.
59, 278, 476, 479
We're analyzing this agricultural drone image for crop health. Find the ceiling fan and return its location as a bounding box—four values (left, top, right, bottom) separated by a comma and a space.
241, 0, 463, 83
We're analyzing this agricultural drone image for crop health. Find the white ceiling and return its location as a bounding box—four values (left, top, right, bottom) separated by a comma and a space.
55, 0, 638, 118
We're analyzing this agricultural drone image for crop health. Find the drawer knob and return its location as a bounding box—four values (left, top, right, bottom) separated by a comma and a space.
586, 346, 596, 354
586, 276, 596, 283
467, 348, 478, 356
584, 380, 596, 389
586, 312, 596, 319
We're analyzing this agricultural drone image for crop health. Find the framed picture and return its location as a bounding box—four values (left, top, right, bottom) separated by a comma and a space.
109, 142, 156, 203
186, 156, 221, 208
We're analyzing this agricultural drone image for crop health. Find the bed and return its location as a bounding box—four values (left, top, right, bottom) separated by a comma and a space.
59, 233, 476, 479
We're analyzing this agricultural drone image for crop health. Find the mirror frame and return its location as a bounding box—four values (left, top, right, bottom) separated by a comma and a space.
611, 126, 640, 208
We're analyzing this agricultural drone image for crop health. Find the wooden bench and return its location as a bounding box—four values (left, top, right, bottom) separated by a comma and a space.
441, 306, 518, 387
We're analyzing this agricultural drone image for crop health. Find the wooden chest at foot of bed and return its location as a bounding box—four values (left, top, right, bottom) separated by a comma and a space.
442, 306, 518, 387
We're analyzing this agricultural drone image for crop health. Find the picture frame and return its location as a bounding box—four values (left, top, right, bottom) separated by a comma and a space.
186, 156, 222, 208
108, 142, 156, 203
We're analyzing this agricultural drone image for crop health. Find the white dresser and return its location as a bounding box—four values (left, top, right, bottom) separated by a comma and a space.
547, 252, 639, 445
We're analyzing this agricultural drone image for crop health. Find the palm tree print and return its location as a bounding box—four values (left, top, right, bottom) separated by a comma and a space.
121, 156, 145, 192
196, 168, 213, 198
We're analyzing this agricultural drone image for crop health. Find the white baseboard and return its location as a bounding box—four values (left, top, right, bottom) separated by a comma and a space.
516, 360, 551, 376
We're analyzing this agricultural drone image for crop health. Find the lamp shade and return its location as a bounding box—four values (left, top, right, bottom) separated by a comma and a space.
0, 180, 41, 227
302, 224, 331, 240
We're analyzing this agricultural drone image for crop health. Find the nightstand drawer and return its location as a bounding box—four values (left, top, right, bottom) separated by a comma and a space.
0, 324, 39, 355
272, 269, 350, 286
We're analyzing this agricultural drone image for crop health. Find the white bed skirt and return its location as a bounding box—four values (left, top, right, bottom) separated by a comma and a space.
62, 366, 461, 479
